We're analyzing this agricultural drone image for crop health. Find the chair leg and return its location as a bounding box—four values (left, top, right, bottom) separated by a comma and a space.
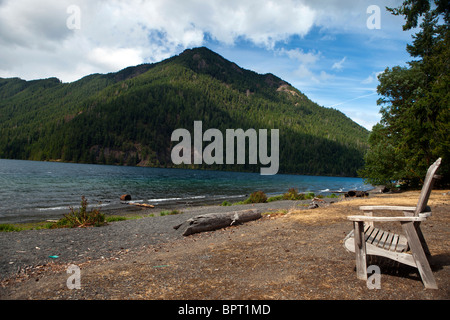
414, 222, 431, 258
402, 222, 438, 289
354, 221, 367, 280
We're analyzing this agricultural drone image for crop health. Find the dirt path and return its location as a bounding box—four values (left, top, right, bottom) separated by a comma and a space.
1, 190, 449, 300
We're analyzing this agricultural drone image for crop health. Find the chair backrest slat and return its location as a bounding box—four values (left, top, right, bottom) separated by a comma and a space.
415, 158, 442, 216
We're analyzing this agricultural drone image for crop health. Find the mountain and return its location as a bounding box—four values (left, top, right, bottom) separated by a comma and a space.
0, 47, 369, 176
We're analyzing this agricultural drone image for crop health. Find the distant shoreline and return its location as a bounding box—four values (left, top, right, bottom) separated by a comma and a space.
1, 186, 378, 226
1, 192, 344, 228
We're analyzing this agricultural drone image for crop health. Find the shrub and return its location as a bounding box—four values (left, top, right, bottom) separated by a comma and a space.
53, 196, 106, 228
221, 200, 232, 206
282, 188, 315, 200
306, 192, 315, 199
233, 191, 268, 205
0, 224, 22, 232
283, 188, 301, 200
247, 191, 268, 203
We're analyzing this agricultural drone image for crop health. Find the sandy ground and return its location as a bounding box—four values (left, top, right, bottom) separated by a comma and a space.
0, 190, 449, 302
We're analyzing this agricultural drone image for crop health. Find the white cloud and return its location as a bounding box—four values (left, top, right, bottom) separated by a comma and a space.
88, 47, 143, 71
332, 57, 346, 70
277, 47, 335, 84
302, 0, 414, 40
278, 46, 341, 85
0, 0, 71, 48
347, 111, 380, 131
318, 70, 333, 82
293, 64, 334, 85
295, 64, 315, 79
361, 75, 375, 84
278, 48, 321, 64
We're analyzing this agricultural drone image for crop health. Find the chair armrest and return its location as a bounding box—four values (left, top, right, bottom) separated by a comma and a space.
347, 215, 426, 222
418, 211, 432, 218
359, 206, 416, 211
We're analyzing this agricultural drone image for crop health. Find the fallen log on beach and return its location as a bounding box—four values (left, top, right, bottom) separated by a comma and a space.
173, 209, 261, 236
128, 202, 155, 208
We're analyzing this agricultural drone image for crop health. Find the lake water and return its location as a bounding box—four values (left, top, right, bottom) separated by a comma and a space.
0, 159, 371, 223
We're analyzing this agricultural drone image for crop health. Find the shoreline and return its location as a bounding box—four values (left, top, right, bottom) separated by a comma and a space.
1, 191, 347, 228
1, 189, 448, 300
0, 194, 250, 226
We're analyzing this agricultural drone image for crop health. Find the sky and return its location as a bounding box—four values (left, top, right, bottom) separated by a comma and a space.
0, 0, 418, 130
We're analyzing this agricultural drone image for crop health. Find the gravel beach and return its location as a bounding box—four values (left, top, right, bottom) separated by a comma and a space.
0, 199, 312, 281
1, 191, 448, 301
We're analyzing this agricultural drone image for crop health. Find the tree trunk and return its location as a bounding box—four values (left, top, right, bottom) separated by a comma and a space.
173, 209, 261, 236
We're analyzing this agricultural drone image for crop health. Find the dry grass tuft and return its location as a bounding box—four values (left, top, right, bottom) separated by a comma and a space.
287, 190, 450, 225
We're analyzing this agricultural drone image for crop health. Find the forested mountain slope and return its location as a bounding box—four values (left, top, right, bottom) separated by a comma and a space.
0, 47, 369, 176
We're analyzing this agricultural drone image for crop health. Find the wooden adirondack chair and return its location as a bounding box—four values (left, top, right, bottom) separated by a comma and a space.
344, 158, 442, 289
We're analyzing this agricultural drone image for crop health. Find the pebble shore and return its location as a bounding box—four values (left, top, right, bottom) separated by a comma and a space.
0, 199, 328, 280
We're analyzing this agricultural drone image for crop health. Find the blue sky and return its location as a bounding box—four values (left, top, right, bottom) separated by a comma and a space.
0, 0, 417, 130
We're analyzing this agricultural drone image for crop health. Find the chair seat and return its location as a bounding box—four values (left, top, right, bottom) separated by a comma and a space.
344, 224, 409, 253
344, 224, 419, 268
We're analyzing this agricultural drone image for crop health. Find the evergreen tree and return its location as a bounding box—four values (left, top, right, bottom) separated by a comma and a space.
360, 0, 449, 187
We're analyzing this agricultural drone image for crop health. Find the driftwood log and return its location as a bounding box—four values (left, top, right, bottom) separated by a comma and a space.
128, 202, 155, 208
173, 209, 261, 236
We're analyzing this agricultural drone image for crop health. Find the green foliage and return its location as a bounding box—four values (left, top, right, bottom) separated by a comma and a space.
234, 191, 268, 205
283, 188, 301, 200
106, 216, 128, 222
282, 188, 315, 200
0, 224, 23, 232
0, 47, 369, 176
358, 123, 408, 187
160, 209, 182, 216
267, 194, 284, 202
221, 200, 232, 206
227, 189, 337, 205
52, 196, 106, 228
306, 192, 316, 199
247, 191, 268, 203
360, 1, 449, 187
